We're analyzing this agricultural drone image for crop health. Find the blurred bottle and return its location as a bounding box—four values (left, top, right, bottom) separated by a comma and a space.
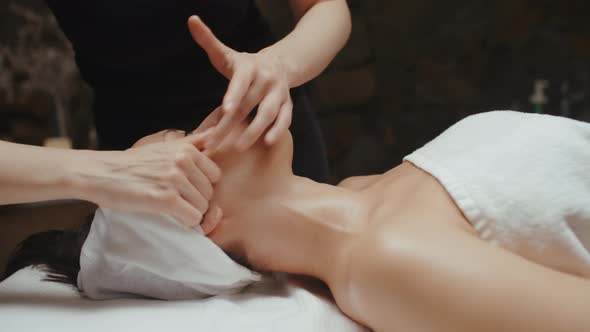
530, 79, 549, 114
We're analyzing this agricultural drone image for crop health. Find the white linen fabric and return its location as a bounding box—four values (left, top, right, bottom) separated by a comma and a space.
78, 208, 261, 300
0, 268, 367, 332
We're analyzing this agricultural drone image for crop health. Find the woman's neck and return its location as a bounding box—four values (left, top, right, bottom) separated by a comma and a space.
241, 175, 368, 283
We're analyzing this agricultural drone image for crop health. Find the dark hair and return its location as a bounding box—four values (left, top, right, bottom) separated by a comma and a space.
1, 214, 94, 287
1, 212, 255, 289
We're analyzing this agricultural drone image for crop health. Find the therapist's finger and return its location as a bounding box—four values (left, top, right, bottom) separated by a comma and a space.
172, 137, 221, 183
236, 90, 282, 151
176, 153, 215, 200
265, 100, 293, 145
191, 149, 222, 183
191, 107, 223, 137
206, 81, 266, 151
171, 197, 203, 227
182, 128, 214, 151
223, 64, 255, 114
182, 129, 209, 145
205, 86, 261, 152
201, 205, 223, 235
187, 16, 233, 77
177, 172, 209, 215
204, 109, 239, 152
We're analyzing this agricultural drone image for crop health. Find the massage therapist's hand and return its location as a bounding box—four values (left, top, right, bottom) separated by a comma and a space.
75, 131, 222, 228
188, 16, 293, 152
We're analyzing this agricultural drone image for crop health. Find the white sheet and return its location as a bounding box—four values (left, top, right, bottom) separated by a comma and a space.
0, 268, 367, 332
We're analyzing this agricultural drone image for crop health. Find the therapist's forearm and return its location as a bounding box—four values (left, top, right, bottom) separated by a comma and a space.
0, 140, 85, 204
261, 0, 351, 88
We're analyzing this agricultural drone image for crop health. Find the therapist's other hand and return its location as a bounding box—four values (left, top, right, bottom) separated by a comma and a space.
188, 15, 293, 152
78, 131, 221, 229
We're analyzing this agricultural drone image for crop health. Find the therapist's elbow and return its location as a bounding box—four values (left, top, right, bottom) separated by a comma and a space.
341, 1, 352, 35
334, 0, 352, 49
293, 0, 352, 28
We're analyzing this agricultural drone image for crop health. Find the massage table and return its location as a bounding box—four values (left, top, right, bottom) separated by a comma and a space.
0, 267, 367, 332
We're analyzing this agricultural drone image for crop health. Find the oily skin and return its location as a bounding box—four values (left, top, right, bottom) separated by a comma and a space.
207, 137, 475, 327
146, 118, 590, 331
201, 120, 478, 328
209, 123, 590, 331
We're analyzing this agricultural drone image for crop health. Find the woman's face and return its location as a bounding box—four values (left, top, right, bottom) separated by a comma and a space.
131, 110, 294, 263
201, 114, 294, 260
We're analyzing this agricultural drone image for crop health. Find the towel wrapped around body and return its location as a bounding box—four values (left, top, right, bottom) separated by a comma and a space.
405, 111, 590, 277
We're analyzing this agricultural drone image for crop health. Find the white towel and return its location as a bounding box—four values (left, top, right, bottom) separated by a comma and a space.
404, 111, 590, 277
1, 267, 368, 332
78, 208, 261, 300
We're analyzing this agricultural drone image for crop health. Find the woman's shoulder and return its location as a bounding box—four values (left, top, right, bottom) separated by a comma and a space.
337, 175, 383, 191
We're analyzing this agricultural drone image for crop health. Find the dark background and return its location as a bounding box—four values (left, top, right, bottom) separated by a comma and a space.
1, 0, 589, 272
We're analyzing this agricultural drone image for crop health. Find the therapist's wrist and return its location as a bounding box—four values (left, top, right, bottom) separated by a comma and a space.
258, 47, 300, 89
59, 149, 117, 204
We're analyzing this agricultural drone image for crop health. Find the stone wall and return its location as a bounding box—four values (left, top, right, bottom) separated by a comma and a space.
0, 1, 92, 147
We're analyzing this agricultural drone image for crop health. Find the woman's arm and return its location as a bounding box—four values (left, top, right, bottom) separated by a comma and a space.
0, 136, 221, 228
188, 0, 351, 150
352, 223, 590, 332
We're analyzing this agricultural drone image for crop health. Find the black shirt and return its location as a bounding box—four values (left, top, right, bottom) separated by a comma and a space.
45, 0, 275, 149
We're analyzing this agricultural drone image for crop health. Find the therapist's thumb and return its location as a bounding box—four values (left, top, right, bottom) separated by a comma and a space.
183, 128, 213, 151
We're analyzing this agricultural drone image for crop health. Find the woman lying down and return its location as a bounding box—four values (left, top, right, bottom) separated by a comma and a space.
3, 110, 590, 332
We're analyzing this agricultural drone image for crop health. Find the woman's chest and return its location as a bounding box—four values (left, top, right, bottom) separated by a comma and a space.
363, 163, 469, 232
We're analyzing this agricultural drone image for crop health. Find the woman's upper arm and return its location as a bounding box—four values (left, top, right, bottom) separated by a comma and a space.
348, 223, 590, 332
394, 225, 590, 331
